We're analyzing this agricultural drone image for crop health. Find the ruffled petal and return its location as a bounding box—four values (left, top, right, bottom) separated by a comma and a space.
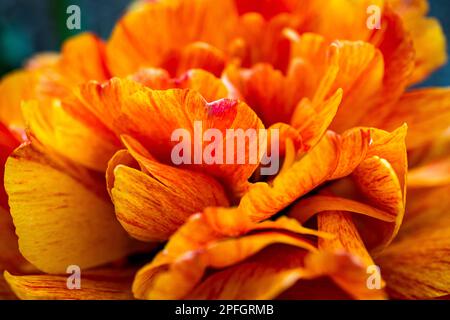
79, 79, 264, 194
389, 0, 447, 84
239, 131, 340, 221
132, 68, 231, 102
4, 142, 145, 274
107, 0, 237, 76
22, 100, 120, 172
109, 136, 229, 242
133, 211, 324, 299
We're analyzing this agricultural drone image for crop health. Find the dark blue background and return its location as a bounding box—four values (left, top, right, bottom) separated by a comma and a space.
0, 0, 448, 86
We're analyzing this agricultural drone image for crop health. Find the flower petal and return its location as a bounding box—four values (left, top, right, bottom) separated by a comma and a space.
187, 245, 306, 300
177, 42, 226, 77
4, 142, 145, 274
288, 195, 395, 224
358, 9, 415, 128
4, 267, 135, 300
329, 127, 371, 180
107, 0, 238, 76
109, 136, 229, 242
379, 88, 450, 150
389, 0, 447, 84
58, 33, 110, 83
291, 89, 343, 149
239, 131, 340, 221
0, 273, 16, 300
376, 185, 450, 299
22, 100, 120, 172
133, 213, 321, 299
408, 157, 450, 188
79, 79, 264, 194
0, 71, 33, 128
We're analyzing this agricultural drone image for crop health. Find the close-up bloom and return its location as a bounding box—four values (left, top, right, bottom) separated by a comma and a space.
0, 0, 449, 301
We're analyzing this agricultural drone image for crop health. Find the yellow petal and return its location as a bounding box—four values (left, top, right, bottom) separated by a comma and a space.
4, 142, 145, 274
22, 99, 120, 171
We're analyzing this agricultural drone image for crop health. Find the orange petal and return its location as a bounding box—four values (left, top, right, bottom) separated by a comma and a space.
376, 185, 450, 299
109, 136, 229, 242
225, 63, 295, 125
290, 32, 386, 133
239, 131, 340, 221
291, 89, 342, 149
177, 42, 226, 77
0, 70, 34, 128
314, 211, 386, 300
4, 267, 135, 300
389, 0, 447, 84
4, 142, 145, 274
106, 149, 138, 198
300, 251, 386, 300
234, 12, 294, 70
288, 195, 395, 224
380, 88, 450, 150
290, 125, 407, 252
22, 99, 120, 172
367, 125, 408, 198
0, 273, 16, 300
317, 211, 375, 267
267, 122, 303, 157
234, 0, 300, 19
133, 214, 321, 299
408, 157, 450, 188
325, 40, 385, 132
107, 0, 238, 76
329, 127, 371, 180
58, 32, 110, 83
132, 68, 231, 102
358, 8, 415, 128
79, 79, 264, 194
187, 245, 306, 300
351, 155, 404, 252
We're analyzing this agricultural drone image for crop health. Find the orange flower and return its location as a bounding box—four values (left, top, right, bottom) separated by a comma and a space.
0, 0, 449, 300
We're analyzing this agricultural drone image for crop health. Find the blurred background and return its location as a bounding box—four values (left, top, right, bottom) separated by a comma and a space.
0, 0, 448, 86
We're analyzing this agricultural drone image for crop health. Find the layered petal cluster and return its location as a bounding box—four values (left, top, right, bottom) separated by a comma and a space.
0, 0, 449, 300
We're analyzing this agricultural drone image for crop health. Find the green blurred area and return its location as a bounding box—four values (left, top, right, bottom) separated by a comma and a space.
0, 0, 449, 86
0, 0, 130, 74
